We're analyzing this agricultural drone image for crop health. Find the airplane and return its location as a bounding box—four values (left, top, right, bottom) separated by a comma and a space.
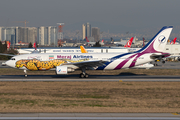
114, 36, 136, 47
4, 26, 173, 78
85, 37, 104, 46
80, 46, 154, 69
170, 37, 177, 44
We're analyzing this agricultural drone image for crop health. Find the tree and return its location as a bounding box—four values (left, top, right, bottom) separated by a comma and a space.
1, 41, 7, 53
28, 42, 33, 48
0, 41, 2, 53
93, 41, 101, 47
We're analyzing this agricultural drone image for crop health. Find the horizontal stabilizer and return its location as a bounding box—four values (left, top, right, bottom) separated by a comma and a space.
150, 53, 171, 59
0, 53, 15, 56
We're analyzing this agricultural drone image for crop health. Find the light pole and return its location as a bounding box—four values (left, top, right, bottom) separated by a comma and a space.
100, 32, 103, 41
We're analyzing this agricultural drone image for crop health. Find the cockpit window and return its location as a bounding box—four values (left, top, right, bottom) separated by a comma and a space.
11, 58, 16, 60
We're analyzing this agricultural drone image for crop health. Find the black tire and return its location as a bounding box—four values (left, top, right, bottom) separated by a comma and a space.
80, 73, 84, 78
84, 74, 89, 78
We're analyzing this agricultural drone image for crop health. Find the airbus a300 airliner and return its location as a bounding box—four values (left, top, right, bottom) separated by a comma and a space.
5, 26, 173, 78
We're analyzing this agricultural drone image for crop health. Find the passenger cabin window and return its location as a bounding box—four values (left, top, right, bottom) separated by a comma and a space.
11, 58, 15, 60
166, 48, 169, 50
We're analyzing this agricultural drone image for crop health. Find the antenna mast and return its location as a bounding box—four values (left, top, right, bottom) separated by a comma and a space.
57, 23, 64, 47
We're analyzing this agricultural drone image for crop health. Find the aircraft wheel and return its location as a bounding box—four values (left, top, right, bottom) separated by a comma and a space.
80, 73, 84, 78
84, 74, 89, 78
162, 61, 165, 64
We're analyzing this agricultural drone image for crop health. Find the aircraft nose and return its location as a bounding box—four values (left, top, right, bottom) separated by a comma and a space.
5, 60, 15, 68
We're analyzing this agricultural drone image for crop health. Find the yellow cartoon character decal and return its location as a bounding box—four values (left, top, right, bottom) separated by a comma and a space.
16, 60, 30, 68
16, 59, 68, 71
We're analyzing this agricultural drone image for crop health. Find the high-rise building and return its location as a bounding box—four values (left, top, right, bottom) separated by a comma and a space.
92, 27, 100, 42
27, 27, 37, 43
0, 27, 16, 44
82, 24, 86, 40
17, 27, 28, 43
86, 22, 91, 38
0, 26, 56, 46
37, 26, 48, 45
82, 22, 91, 40
48, 26, 57, 46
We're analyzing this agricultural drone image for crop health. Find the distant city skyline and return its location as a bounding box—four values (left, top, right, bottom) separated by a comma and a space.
0, 0, 180, 40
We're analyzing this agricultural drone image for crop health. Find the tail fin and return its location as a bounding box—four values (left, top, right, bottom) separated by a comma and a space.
137, 26, 173, 53
170, 40, 173, 44
173, 37, 177, 44
33, 42, 37, 50
101, 39, 104, 43
80, 46, 88, 53
124, 37, 134, 48
170, 38, 177, 44
86, 37, 90, 42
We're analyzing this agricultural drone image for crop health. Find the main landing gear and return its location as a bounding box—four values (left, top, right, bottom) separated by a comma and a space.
154, 60, 158, 66
24, 70, 27, 77
79, 68, 89, 78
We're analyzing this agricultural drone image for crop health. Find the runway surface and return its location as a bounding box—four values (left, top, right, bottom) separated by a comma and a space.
0, 113, 179, 120
0, 74, 180, 81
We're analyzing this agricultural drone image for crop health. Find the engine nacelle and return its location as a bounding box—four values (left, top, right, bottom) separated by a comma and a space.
56, 66, 75, 74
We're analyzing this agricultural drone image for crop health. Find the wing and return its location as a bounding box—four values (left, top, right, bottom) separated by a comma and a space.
62, 60, 107, 69
0, 53, 15, 56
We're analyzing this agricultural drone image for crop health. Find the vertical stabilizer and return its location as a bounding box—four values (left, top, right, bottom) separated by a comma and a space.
86, 37, 90, 42
80, 46, 88, 53
124, 37, 134, 48
137, 26, 173, 53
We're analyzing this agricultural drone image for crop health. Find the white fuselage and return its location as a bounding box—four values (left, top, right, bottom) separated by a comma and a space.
6, 52, 154, 70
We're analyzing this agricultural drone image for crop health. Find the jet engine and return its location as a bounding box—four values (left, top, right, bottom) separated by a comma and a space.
56, 66, 74, 74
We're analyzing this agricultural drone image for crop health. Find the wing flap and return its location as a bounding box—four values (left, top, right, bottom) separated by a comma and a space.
62, 60, 107, 69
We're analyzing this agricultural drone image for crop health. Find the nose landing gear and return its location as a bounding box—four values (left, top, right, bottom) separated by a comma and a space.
24, 70, 27, 77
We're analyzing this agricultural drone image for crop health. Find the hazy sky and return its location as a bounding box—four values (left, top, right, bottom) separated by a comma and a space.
0, 0, 180, 35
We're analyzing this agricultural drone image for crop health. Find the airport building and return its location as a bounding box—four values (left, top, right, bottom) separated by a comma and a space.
17, 47, 129, 54
164, 44, 180, 57
16, 45, 180, 60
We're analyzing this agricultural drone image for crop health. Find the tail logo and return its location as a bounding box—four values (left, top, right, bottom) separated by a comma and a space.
158, 35, 166, 43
